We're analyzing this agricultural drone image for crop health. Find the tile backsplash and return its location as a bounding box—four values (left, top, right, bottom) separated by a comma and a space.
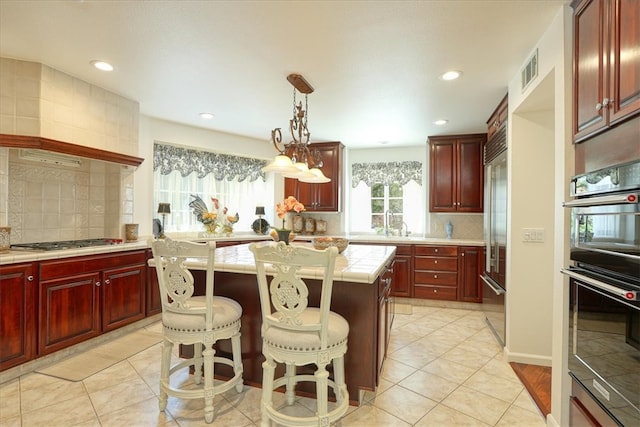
428, 213, 484, 240
6, 149, 133, 244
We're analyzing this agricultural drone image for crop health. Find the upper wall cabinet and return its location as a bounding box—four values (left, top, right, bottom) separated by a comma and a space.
572, 0, 640, 143
486, 95, 508, 141
428, 133, 486, 213
284, 141, 344, 212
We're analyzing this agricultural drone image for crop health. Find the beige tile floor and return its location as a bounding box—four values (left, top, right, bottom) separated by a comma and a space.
0, 305, 547, 427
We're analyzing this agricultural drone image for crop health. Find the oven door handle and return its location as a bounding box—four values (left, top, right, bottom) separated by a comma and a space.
562, 192, 638, 208
561, 268, 638, 301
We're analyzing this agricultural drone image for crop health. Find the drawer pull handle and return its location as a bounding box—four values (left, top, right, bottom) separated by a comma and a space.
434, 274, 438, 279
434, 289, 438, 293
434, 260, 438, 264
96, 282, 101, 287
104, 279, 111, 285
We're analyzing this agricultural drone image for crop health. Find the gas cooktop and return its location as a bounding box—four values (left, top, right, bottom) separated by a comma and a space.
11, 238, 123, 251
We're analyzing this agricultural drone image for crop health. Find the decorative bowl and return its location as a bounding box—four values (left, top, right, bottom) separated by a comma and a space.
312, 237, 349, 253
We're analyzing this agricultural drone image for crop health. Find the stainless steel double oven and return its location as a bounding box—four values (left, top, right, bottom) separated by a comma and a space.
562, 160, 640, 426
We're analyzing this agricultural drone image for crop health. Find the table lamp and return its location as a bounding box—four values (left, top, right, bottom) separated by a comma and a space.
157, 203, 171, 238
252, 206, 269, 235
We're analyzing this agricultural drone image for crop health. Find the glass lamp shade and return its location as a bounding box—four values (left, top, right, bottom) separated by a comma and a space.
262, 155, 300, 175
298, 167, 331, 183
157, 203, 171, 214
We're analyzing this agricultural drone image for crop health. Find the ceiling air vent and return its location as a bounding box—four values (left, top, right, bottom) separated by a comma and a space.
19, 149, 82, 167
521, 48, 538, 92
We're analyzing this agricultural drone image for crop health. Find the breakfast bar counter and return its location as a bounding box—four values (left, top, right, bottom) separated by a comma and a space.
152, 241, 397, 405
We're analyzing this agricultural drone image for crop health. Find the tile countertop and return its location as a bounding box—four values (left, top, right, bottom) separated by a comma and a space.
149, 242, 397, 284
0, 233, 483, 267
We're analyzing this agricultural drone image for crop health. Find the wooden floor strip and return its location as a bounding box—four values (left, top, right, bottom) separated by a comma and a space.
509, 362, 552, 416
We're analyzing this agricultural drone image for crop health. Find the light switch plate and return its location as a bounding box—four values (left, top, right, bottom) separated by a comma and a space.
522, 228, 545, 243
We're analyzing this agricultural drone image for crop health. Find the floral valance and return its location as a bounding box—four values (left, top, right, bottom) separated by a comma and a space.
153, 143, 267, 182
351, 161, 423, 187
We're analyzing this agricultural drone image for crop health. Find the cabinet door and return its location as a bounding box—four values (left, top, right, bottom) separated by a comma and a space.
39, 273, 101, 355
0, 263, 36, 371
457, 137, 484, 212
391, 255, 412, 297
102, 264, 146, 332
458, 246, 484, 303
429, 135, 484, 212
429, 140, 457, 211
609, 0, 640, 125
574, 0, 608, 140
284, 142, 343, 212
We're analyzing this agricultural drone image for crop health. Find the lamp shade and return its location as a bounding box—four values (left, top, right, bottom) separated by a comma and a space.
255, 206, 266, 216
157, 203, 171, 214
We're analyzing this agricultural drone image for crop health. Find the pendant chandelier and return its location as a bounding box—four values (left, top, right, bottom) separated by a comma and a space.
262, 74, 330, 183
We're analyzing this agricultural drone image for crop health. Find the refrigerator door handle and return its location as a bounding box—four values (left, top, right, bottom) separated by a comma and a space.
481, 274, 505, 295
485, 164, 493, 272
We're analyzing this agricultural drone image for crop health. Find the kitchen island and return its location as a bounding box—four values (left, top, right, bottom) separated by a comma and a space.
150, 241, 397, 405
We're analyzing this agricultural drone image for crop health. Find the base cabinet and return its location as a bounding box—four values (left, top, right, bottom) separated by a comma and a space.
458, 246, 484, 303
414, 245, 459, 300
0, 263, 37, 371
38, 251, 146, 356
391, 245, 413, 297
377, 263, 394, 379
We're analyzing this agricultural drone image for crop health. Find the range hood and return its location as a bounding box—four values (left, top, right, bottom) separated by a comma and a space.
19, 149, 82, 167
0, 134, 144, 168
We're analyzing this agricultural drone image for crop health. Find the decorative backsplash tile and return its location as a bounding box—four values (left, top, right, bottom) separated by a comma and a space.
428, 213, 484, 240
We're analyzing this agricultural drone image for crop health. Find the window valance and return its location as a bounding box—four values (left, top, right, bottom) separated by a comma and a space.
153, 143, 267, 182
351, 161, 423, 187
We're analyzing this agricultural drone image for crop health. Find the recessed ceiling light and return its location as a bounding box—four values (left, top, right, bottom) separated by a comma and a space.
440, 70, 462, 81
433, 119, 448, 126
90, 60, 114, 72
199, 112, 215, 119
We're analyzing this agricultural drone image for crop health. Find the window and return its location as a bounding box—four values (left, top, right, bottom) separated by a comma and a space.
371, 183, 404, 231
153, 143, 272, 232
350, 161, 423, 235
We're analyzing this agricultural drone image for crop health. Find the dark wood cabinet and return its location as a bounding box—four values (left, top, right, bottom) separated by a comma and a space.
572, 0, 640, 142
487, 94, 508, 141
284, 141, 344, 212
0, 263, 37, 371
38, 250, 147, 355
101, 263, 146, 332
377, 262, 394, 379
428, 134, 486, 213
391, 244, 413, 297
458, 246, 484, 303
413, 245, 459, 300
146, 249, 162, 316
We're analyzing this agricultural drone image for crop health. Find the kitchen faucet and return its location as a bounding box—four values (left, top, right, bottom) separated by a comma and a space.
401, 221, 410, 237
384, 210, 394, 236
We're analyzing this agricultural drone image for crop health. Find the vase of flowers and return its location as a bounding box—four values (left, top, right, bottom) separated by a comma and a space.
189, 194, 239, 236
273, 196, 305, 244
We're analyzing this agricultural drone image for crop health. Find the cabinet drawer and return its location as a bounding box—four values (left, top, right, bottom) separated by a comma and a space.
414, 285, 457, 300
414, 245, 458, 256
414, 256, 457, 272
414, 270, 457, 285
395, 245, 413, 256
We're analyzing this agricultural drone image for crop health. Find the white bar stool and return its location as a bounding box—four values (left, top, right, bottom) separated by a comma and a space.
250, 241, 349, 427
150, 238, 244, 423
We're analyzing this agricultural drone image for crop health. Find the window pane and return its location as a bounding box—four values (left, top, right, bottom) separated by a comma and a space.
371, 214, 384, 229
389, 183, 403, 197
389, 199, 403, 212
371, 199, 384, 213
372, 184, 384, 197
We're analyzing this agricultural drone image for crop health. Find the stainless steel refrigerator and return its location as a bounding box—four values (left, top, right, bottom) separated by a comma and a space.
481, 127, 507, 346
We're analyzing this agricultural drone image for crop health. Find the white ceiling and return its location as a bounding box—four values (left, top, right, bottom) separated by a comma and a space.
0, 0, 565, 149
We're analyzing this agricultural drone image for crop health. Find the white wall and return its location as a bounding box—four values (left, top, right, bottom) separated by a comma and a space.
134, 116, 279, 237
505, 5, 574, 427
